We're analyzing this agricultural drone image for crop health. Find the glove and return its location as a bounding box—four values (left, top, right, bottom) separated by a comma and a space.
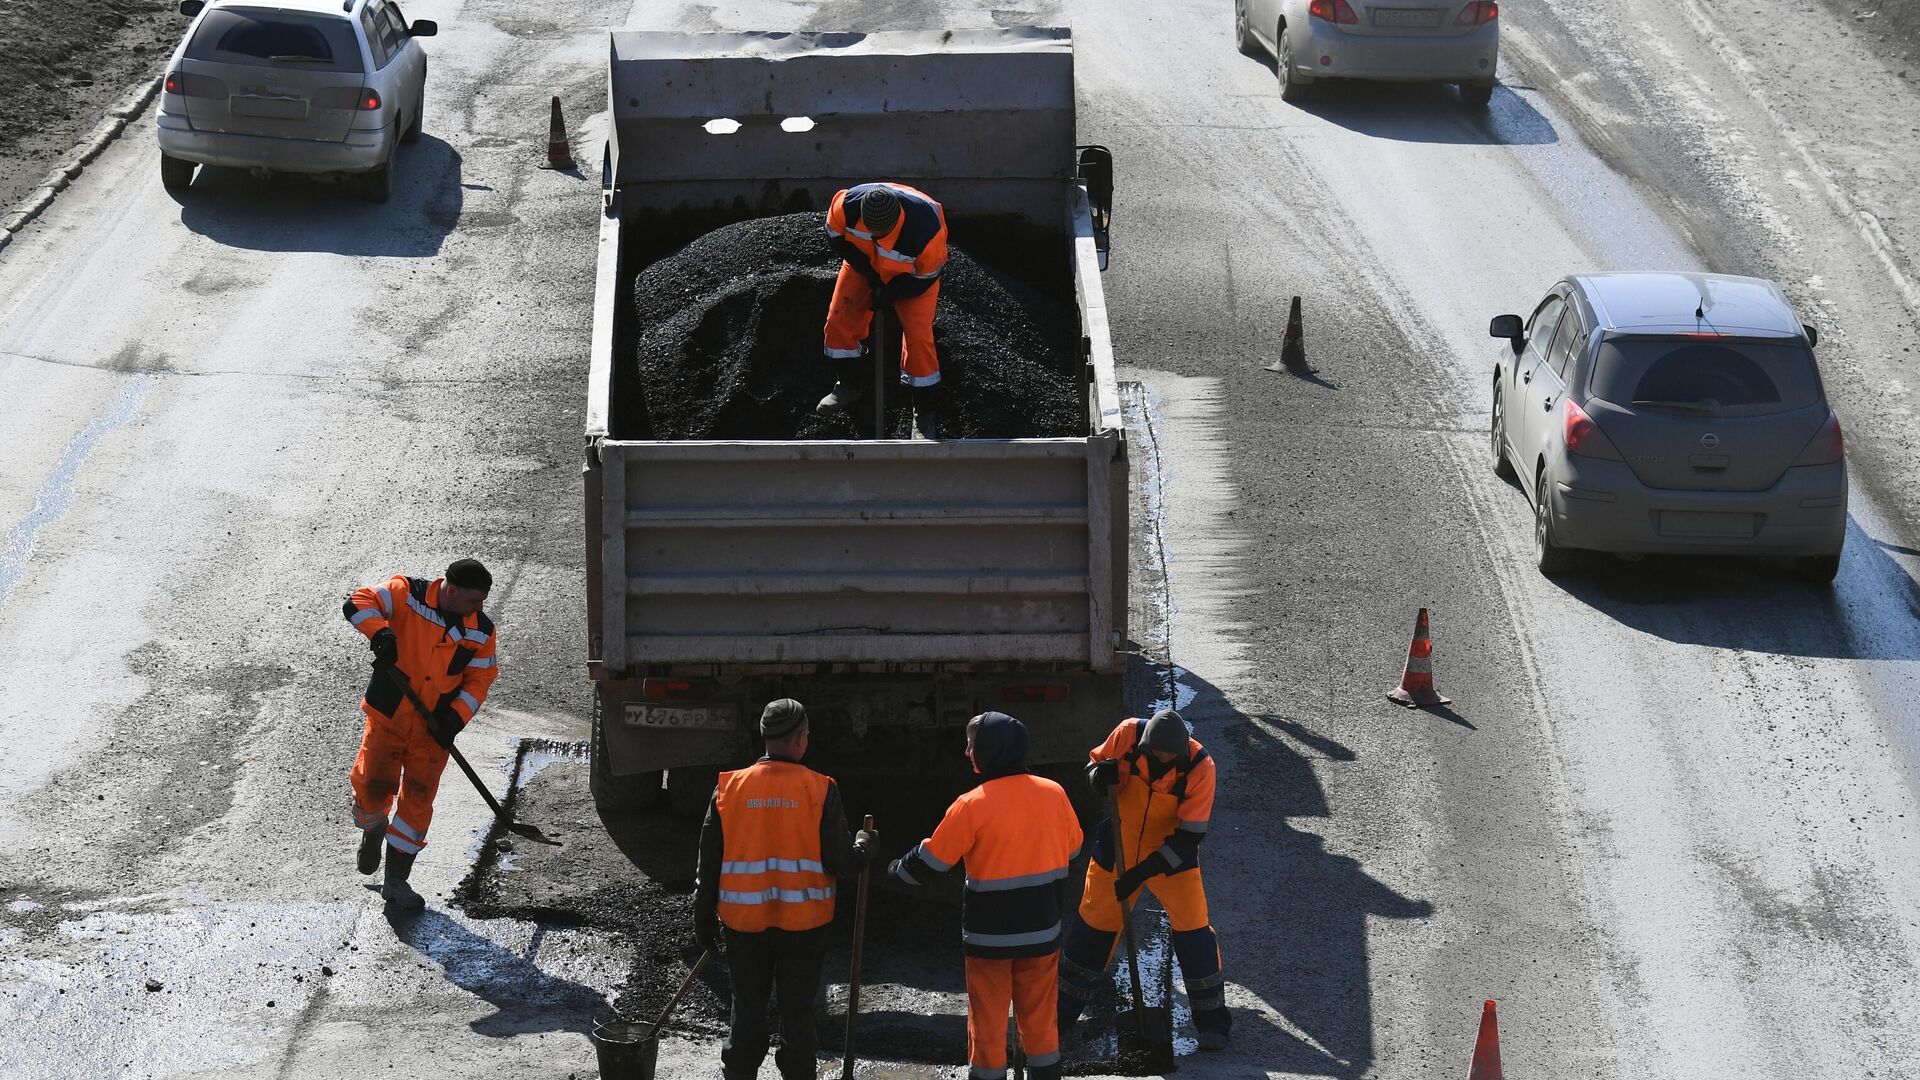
427, 701, 465, 750
368, 628, 398, 669
888, 857, 922, 886
854, 827, 878, 857
1088, 759, 1120, 796
694, 907, 721, 955
1113, 851, 1173, 902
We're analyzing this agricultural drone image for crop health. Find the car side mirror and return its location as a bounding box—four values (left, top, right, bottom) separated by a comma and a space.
1802, 323, 1818, 347
1489, 314, 1524, 351
1077, 145, 1114, 271
410, 18, 437, 36
179, 0, 204, 14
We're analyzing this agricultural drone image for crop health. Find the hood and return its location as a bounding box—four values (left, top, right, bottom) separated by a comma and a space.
971, 711, 1030, 780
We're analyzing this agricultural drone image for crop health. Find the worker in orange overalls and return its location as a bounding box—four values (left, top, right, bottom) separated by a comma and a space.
694, 699, 875, 1080
341, 558, 499, 910
1057, 709, 1232, 1050
816, 182, 950, 436
890, 712, 1083, 1080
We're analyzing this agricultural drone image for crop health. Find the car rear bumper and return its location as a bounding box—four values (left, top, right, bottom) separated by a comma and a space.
1548, 452, 1847, 556
156, 110, 392, 174
1292, 22, 1498, 83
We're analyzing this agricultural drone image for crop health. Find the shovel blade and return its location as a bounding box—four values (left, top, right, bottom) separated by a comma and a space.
506, 821, 561, 846
1115, 1006, 1175, 1073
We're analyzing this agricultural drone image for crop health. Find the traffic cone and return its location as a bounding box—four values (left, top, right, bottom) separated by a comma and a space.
1386, 607, 1451, 708
546, 95, 574, 169
1468, 999, 1503, 1080
1281, 295, 1307, 369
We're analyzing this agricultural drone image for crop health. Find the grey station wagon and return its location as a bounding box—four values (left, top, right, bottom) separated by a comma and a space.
155, 0, 435, 202
1490, 273, 1847, 582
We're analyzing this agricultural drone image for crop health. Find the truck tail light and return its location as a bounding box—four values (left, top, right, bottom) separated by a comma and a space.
1456, 1, 1498, 24
1792, 411, 1844, 466
1308, 0, 1360, 24
1001, 683, 1071, 704
1563, 399, 1623, 460
642, 678, 699, 700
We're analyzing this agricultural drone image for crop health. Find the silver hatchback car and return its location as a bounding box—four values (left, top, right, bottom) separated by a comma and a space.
1235, 0, 1500, 106
1490, 273, 1847, 582
155, 0, 435, 202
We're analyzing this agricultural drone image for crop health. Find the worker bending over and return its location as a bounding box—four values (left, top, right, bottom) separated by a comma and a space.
1057, 709, 1232, 1050
891, 712, 1082, 1080
817, 181, 949, 435
694, 699, 875, 1080
341, 558, 499, 910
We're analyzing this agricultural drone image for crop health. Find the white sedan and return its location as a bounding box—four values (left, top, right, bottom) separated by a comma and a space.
1235, 0, 1500, 106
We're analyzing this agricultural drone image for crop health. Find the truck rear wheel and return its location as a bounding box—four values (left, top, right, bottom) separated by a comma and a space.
589, 695, 664, 812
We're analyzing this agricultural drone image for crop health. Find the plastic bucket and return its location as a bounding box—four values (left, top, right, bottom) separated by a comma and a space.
591, 1019, 660, 1080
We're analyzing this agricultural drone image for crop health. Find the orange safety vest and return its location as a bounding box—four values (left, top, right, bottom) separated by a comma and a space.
1094, 718, 1215, 872
914, 773, 1083, 957
344, 574, 500, 727
714, 761, 838, 932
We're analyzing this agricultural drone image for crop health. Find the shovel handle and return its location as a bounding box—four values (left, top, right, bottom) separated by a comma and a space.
872, 305, 887, 438
651, 948, 713, 1038
385, 666, 506, 819
1107, 787, 1149, 1025
841, 814, 876, 1079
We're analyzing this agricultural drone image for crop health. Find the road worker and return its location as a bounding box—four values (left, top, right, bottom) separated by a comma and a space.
890, 712, 1082, 1080
694, 699, 876, 1080
816, 181, 950, 436
341, 558, 499, 911
1057, 708, 1231, 1050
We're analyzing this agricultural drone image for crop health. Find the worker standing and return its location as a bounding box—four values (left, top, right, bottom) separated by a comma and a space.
816, 181, 950, 436
890, 712, 1082, 1080
341, 558, 499, 911
694, 699, 875, 1080
1056, 708, 1231, 1049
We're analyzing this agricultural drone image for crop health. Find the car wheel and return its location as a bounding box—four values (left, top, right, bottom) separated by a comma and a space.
1792, 553, 1841, 585
588, 695, 664, 812
1278, 30, 1314, 103
1534, 470, 1577, 575
1491, 384, 1517, 482
1459, 80, 1495, 108
1235, 1, 1261, 56
160, 153, 196, 191
357, 150, 393, 203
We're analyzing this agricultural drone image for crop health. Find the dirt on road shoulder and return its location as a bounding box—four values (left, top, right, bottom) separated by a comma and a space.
1, 0, 178, 214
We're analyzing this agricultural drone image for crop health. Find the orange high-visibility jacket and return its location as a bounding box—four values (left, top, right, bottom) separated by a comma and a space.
1093, 718, 1215, 873
825, 182, 948, 298
713, 761, 838, 932
343, 574, 499, 727
904, 774, 1082, 957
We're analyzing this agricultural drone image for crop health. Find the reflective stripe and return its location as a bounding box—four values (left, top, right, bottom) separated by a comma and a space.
721, 858, 825, 875
1026, 1051, 1061, 1068
389, 816, 425, 842
892, 860, 923, 885
1178, 819, 1209, 833
1157, 843, 1183, 870
349, 608, 382, 627
912, 266, 943, 279
1405, 655, 1432, 673
375, 586, 393, 617
385, 828, 423, 854
457, 691, 480, 714
718, 885, 837, 905
825, 221, 843, 238
353, 807, 388, 830
848, 227, 873, 240
912, 842, 952, 873
900, 370, 941, 388
874, 244, 915, 265
824, 346, 864, 359
466, 656, 496, 669
458, 627, 489, 645
960, 922, 1060, 948
404, 592, 447, 628
965, 866, 1068, 892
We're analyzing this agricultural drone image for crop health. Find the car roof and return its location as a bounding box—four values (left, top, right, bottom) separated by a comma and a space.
208, 0, 366, 16
1571, 272, 1805, 339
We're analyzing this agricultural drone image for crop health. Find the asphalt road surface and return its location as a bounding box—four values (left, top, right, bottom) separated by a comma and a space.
3, 0, 1919, 1077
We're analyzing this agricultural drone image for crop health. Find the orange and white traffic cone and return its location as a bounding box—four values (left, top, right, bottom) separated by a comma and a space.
546, 95, 574, 170
1467, 999, 1503, 1080
1387, 607, 1451, 708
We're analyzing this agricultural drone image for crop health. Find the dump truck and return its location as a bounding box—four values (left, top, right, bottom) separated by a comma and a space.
584, 28, 1126, 815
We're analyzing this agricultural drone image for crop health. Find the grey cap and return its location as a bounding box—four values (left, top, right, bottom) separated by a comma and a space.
760, 698, 808, 739
859, 186, 900, 235
1141, 708, 1190, 764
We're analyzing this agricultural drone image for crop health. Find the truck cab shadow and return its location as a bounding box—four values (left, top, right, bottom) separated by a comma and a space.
170, 135, 463, 257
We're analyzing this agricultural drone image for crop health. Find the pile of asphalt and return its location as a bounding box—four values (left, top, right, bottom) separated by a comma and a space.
625, 212, 1084, 440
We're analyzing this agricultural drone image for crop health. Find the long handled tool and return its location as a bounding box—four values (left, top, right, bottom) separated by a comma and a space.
871, 303, 888, 438
840, 815, 876, 1079
1106, 787, 1174, 1068
384, 667, 559, 846
652, 947, 712, 1037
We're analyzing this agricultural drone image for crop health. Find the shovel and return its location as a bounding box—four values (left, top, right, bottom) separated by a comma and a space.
1107, 788, 1174, 1071
871, 302, 888, 438
840, 815, 876, 1079
384, 666, 560, 846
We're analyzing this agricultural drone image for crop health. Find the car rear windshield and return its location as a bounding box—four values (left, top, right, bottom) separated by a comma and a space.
186, 8, 364, 72
1589, 337, 1823, 417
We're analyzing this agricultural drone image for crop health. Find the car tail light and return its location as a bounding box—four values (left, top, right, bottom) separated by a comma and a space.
1456, 1, 1498, 24
361, 88, 381, 110
165, 71, 184, 95
1309, 0, 1360, 24
642, 678, 699, 700
1001, 683, 1071, 704
1792, 411, 1844, 466
1563, 399, 1623, 460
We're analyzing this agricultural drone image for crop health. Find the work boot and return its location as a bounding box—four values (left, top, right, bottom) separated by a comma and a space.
381, 847, 425, 911
1057, 995, 1086, 1039
356, 828, 384, 875
1194, 1006, 1232, 1051
814, 380, 862, 417
914, 406, 940, 440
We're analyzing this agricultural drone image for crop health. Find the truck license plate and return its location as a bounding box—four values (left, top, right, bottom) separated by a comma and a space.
1372, 8, 1444, 27
625, 704, 737, 731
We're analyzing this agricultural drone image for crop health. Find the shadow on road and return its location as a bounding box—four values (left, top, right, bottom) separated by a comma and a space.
383, 906, 609, 1036
1243, 50, 1556, 146
170, 134, 464, 257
